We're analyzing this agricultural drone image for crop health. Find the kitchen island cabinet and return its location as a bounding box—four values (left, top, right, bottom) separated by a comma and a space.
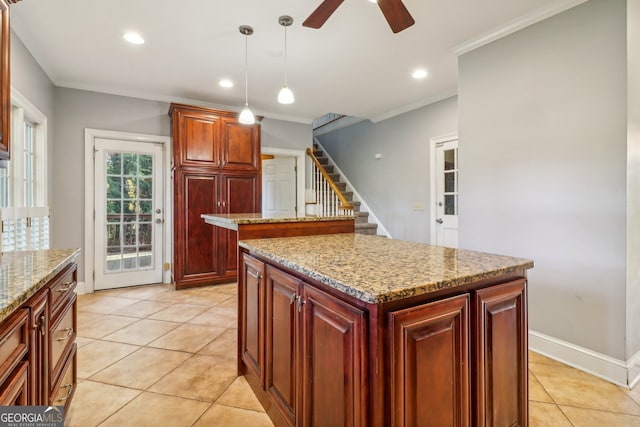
239, 234, 533, 427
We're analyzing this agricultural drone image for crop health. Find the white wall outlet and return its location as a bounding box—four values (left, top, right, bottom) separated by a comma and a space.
413, 203, 425, 211
374, 153, 383, 159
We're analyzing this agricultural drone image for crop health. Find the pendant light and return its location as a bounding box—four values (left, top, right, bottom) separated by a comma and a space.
239, 25, 255, 125
277, 16, 295, 104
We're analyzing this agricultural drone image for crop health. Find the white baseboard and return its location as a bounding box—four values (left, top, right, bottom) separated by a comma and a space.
529, 330, 640, 388
75, 281, 88, 295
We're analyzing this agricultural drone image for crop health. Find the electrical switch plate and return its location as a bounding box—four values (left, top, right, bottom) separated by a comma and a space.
413, 203, 425, 211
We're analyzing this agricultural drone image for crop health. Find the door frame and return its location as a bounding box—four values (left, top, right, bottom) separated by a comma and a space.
84, 128, 172, 293
429, 133, 458, 245
261, 146, 306, 217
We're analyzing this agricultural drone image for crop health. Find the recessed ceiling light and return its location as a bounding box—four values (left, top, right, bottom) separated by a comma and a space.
123, 32, 145, 45
368, 0, 378, 3
412, 69, 428, 79
219, 79, 234, 88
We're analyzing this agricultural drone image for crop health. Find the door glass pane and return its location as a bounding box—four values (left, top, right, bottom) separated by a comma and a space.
444, 171, 456, 193
444, 195, 457, 215
444, 149, 455, 170
103, 150, 155, 273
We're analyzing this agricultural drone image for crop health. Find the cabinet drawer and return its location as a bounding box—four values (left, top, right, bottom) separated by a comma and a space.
0, 361, 29, 405
49, 264, 77, 316
49, 294, 76, 386
0, 308, 29, 386
50, 344, 76, 413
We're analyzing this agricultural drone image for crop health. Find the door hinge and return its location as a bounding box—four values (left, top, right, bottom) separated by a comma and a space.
92, 271, 95, 281
294, 165, 297, 172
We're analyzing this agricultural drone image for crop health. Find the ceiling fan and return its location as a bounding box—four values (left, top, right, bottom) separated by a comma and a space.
303, 0, 415, 34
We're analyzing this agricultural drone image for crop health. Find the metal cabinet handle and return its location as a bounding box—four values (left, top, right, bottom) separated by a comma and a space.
297, 295, 306, 312
289, 293, 297, 305
32, 314, 46, 336
57, 281, 73, 292
247, 270, 261, 281
56, 384, 74, 402
56, 328, 73, 341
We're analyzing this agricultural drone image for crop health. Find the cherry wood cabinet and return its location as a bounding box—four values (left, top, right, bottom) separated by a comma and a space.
240, 248, 529, 427
475, 279, 528, 427
389, 294, 470, 427
170, 103, 261, 289
0, 261, 77, 413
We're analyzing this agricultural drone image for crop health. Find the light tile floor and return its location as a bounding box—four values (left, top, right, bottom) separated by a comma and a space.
68, 283, 640, 426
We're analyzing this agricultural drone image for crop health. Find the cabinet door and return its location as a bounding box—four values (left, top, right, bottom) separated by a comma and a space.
173, 110, 221, 168
301, 285, 367, 427
220, 117, 260, 171
174, 171, 221, 284
240, 254, 265, 385
0, 361, 29, 405
265, 266, 301, 427
474, 279, 527, 427
29, 289, 48, 405
389, 294, 470, 427
220, 173, 260, 276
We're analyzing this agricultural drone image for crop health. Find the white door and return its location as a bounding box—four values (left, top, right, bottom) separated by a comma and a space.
435, 139, 459, 248
262, 157, 296, 217
94, 138, 164, 289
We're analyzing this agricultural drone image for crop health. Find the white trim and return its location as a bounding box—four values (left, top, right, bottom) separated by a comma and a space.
260, 146, 306, 218
529, 329, 640, 388
313, 138, 391, 238
429, 134, 458, 245
84, 128, 172, 294
75, 281, 87, 295
453, 0, 589, 56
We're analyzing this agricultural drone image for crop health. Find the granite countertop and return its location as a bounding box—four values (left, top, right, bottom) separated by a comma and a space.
0, 249, 80, 322
202, 213, 355, 229
240, 234, 533, 304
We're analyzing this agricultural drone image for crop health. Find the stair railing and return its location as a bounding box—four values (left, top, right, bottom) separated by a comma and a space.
305, 148, 354, 216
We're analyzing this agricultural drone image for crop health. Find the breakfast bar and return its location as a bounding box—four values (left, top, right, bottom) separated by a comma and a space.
238, 233, 534, 426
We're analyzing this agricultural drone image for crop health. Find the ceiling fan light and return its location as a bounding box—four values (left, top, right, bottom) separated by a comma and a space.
278, 85, 295, 104
239, 106, 255, 125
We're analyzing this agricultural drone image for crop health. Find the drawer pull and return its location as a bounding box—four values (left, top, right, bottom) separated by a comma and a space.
247, 270, 261, 281
56, 328, 73, 341
56, 384, 73, 402
57, 282, 74, 292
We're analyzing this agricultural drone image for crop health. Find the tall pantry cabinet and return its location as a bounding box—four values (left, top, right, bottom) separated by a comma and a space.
170, 103, 261, 289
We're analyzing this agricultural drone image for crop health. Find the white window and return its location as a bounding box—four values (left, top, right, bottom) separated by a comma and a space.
0, 88, 49, 252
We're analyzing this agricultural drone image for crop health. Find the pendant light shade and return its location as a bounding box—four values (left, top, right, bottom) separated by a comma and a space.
239, 25, 255, 125
278, 16, 295, 104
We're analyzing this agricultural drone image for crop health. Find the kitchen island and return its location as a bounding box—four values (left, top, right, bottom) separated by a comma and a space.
198, 213, 355, 286
238, 233, 533, 427
0, 249, 79, 412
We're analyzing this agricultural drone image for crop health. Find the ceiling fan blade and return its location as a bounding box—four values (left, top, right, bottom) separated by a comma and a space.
377, 0, 415, 33
303, 0, 345, 29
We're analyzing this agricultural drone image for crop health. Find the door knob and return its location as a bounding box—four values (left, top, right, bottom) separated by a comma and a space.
155, 218, 163, 224
436, 218, 443, 224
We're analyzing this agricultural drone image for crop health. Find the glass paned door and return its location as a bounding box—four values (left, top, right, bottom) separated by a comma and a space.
94, 138, 164, 289
435, 139, 459, 248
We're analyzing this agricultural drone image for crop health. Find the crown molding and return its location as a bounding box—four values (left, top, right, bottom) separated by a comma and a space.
368, 88, 458, 123
453, 0, 589, 56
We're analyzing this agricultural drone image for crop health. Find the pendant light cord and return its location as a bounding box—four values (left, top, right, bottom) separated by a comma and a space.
283, 25, 288, 86
244, 34, 249, 107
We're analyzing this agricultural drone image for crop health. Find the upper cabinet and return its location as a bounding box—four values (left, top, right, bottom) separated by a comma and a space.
169, 104, 260, 172
0, 0, 11, 160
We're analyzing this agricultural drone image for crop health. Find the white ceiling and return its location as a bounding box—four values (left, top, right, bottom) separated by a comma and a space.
11, 0, 586, 124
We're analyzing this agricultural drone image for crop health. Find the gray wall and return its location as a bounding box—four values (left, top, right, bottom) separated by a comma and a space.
318, 97, 457, 242
52, 88, 171, 280
459, 0, 628, 359
627, 0, 640, 359
11, 30, 56, 203
261, 118, 312, 151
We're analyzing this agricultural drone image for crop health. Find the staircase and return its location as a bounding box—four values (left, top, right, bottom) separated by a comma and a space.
311, 143, 378, 236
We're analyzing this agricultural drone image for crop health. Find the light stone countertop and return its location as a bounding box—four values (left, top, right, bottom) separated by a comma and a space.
0, 249, 80, 322
202, 213, 355, 230
239, 234, 533, 303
